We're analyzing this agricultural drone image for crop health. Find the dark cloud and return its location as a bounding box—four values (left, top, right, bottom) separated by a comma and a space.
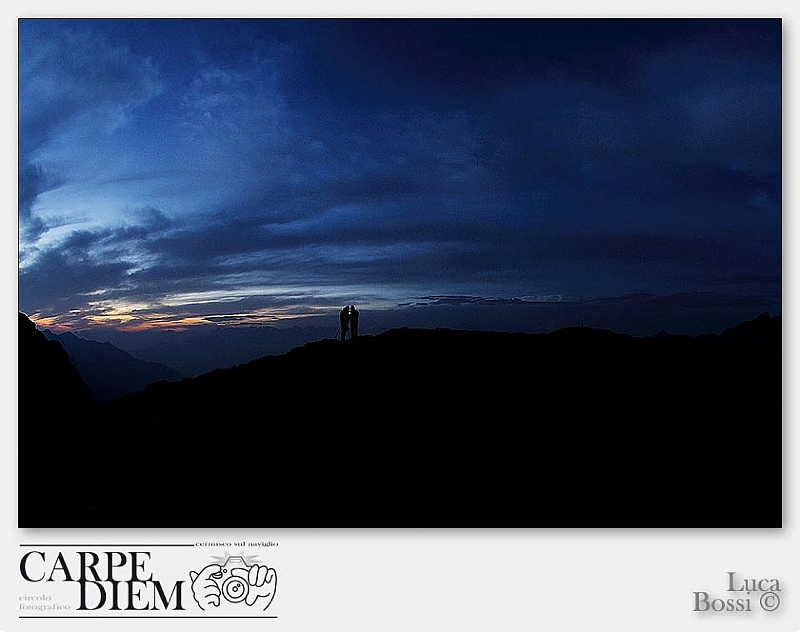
18, 20, 165, 264
18, 161, 60, 240
18, 206, 175, 312
19, 20, 163, 156
18, 249, 133, 314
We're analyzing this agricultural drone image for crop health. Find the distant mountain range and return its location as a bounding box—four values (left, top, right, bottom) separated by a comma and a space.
42, 329, 184, 401
18, 311, 781, 528
71, 324, 333, 377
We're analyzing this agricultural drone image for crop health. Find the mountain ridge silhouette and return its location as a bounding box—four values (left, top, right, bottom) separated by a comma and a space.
42, 328, 184, 400
18, 311, 781, 528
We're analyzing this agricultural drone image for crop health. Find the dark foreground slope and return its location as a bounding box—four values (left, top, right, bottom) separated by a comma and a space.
18, 313, 96, 524
19, 313, 781, 527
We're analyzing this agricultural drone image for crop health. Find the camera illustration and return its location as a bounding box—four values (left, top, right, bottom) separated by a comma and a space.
210, 556, 252, 603
189, 554, 277, 611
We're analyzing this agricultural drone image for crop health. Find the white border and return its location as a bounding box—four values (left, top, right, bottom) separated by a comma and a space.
3, 3, 795, 631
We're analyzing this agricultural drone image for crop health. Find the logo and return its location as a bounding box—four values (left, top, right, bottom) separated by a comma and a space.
18, 545, 279, 618
189, 554, 277, 611
19, 550, 184, 611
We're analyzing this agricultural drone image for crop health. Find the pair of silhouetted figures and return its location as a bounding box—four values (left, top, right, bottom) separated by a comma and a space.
339, 305, 359, 341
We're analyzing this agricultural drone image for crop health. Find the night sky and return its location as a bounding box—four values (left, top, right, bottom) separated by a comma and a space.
18, 18, 782, 337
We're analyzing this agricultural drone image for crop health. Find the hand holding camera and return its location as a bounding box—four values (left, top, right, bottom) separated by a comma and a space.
190, 556, 277, 610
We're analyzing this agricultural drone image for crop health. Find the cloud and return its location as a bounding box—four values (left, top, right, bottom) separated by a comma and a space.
18, 20, 164, 249
19, 21, 163, 158
18, 207, 175, 313
483, 24, 781, 232
19, 248, 133, 315
18, 162, 61, 240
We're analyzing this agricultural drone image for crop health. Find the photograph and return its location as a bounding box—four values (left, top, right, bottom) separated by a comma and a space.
17, 17, 781, 528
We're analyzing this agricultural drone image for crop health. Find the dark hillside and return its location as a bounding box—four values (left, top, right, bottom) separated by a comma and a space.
18, 313, 96, 524
18, 313, 781, 527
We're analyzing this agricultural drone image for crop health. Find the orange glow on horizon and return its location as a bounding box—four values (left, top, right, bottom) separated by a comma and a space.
27, 308, 326, 334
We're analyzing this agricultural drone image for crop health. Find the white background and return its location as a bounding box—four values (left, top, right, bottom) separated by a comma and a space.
1, 2, 795, 631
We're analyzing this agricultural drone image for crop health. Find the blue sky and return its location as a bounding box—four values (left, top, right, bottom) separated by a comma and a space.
18, 18, 781, 336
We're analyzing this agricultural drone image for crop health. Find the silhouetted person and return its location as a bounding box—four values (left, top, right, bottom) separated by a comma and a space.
349, 305, 359, 339
339, 306, 350, 341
